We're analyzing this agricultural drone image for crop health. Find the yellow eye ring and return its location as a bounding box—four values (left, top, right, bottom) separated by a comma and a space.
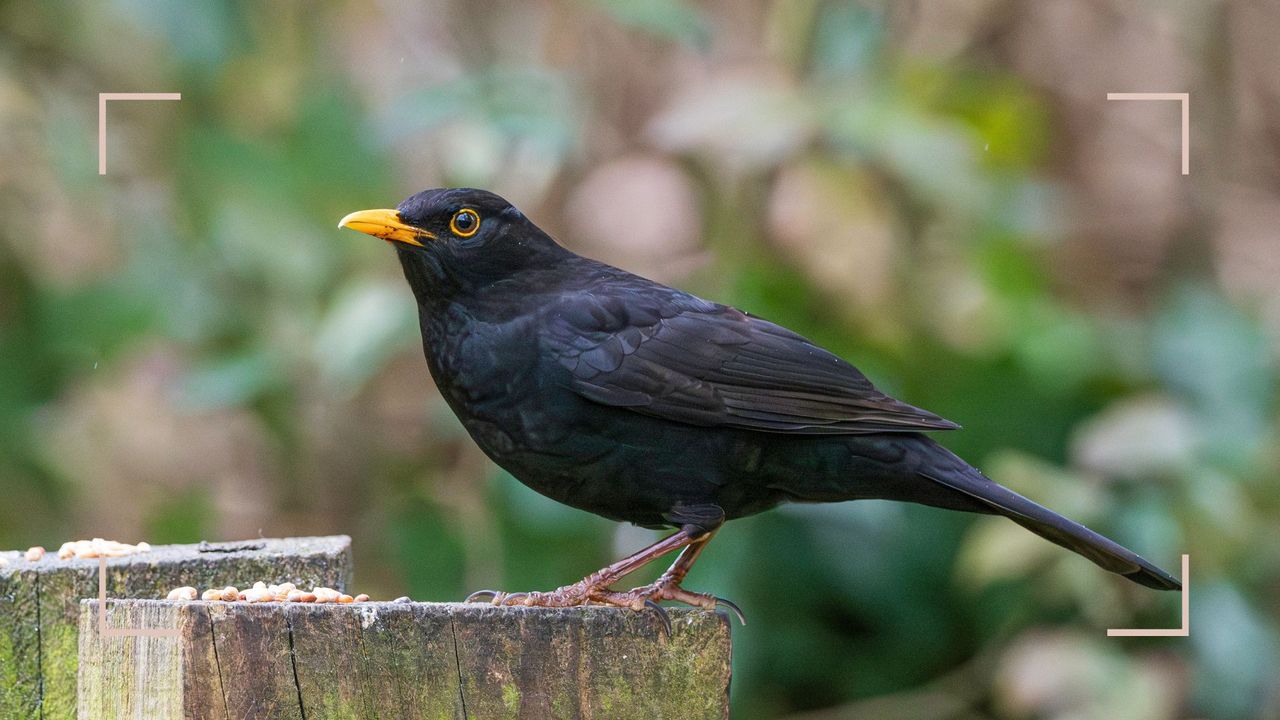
450, 208, 481, 237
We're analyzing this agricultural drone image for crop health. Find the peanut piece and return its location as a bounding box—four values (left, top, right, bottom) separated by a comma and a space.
244, 587, 274, 603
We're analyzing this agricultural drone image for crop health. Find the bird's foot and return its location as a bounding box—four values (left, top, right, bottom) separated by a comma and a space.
463, 578, 599, 609
462, 576, 745, 636
591, 576, 747, 629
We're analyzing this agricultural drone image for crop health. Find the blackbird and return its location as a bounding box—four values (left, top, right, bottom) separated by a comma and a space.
340, 188, 1180, 623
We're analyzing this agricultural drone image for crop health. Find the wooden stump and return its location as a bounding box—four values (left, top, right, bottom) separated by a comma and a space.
0, 536, 351, 720
78, 600, 733, 719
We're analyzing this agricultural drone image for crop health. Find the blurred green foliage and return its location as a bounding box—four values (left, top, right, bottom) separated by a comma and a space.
1, 1, 1277, 718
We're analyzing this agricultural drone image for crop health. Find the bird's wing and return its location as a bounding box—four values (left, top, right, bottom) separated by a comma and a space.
545, 290, 959, 435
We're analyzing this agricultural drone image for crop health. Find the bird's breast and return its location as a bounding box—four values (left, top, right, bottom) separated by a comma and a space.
424, 308, 575, 450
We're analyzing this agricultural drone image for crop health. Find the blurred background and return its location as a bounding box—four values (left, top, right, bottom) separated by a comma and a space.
2, 0, 1278, 717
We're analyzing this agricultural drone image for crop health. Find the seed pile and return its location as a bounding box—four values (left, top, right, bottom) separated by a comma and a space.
2, 538, 151, 564
165, 580, 371, 604
58, 538, 152, 559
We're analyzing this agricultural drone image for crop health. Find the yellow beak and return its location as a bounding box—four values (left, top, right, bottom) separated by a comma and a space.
337, 208, 436, 247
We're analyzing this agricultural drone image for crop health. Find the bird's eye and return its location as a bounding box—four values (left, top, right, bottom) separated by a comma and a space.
450, 208, 480, 237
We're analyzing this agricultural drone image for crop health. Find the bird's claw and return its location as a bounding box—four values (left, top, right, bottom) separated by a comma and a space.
644, 599, 672, 637
712, 595, 747, 626
463, 589, 535, 606
464, 589, 501, 603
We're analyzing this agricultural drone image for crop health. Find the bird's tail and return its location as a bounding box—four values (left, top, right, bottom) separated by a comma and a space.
915, 441, 1181, 591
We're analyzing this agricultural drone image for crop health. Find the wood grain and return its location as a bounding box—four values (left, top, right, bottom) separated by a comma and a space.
78, 600, 733, 719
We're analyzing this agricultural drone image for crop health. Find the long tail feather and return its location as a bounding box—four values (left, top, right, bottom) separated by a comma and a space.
918, 446, 1180, 591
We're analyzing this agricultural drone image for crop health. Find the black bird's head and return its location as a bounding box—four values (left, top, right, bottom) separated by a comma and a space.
339, 188, 569, 303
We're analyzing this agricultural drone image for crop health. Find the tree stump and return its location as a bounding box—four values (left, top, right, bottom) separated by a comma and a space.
78, 600, 733, 719
0, 536, 351, 719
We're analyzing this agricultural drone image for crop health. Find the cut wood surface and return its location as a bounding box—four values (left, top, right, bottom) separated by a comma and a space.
0, 535, 351, 720
79, 599, 733, 720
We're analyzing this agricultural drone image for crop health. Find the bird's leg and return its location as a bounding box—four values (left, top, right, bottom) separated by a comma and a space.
588, 529, 745, 625
465, 527, 698, 608
611, 532, 713, 602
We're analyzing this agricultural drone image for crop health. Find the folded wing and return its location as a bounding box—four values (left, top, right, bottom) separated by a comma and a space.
546, 290, 958, 435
